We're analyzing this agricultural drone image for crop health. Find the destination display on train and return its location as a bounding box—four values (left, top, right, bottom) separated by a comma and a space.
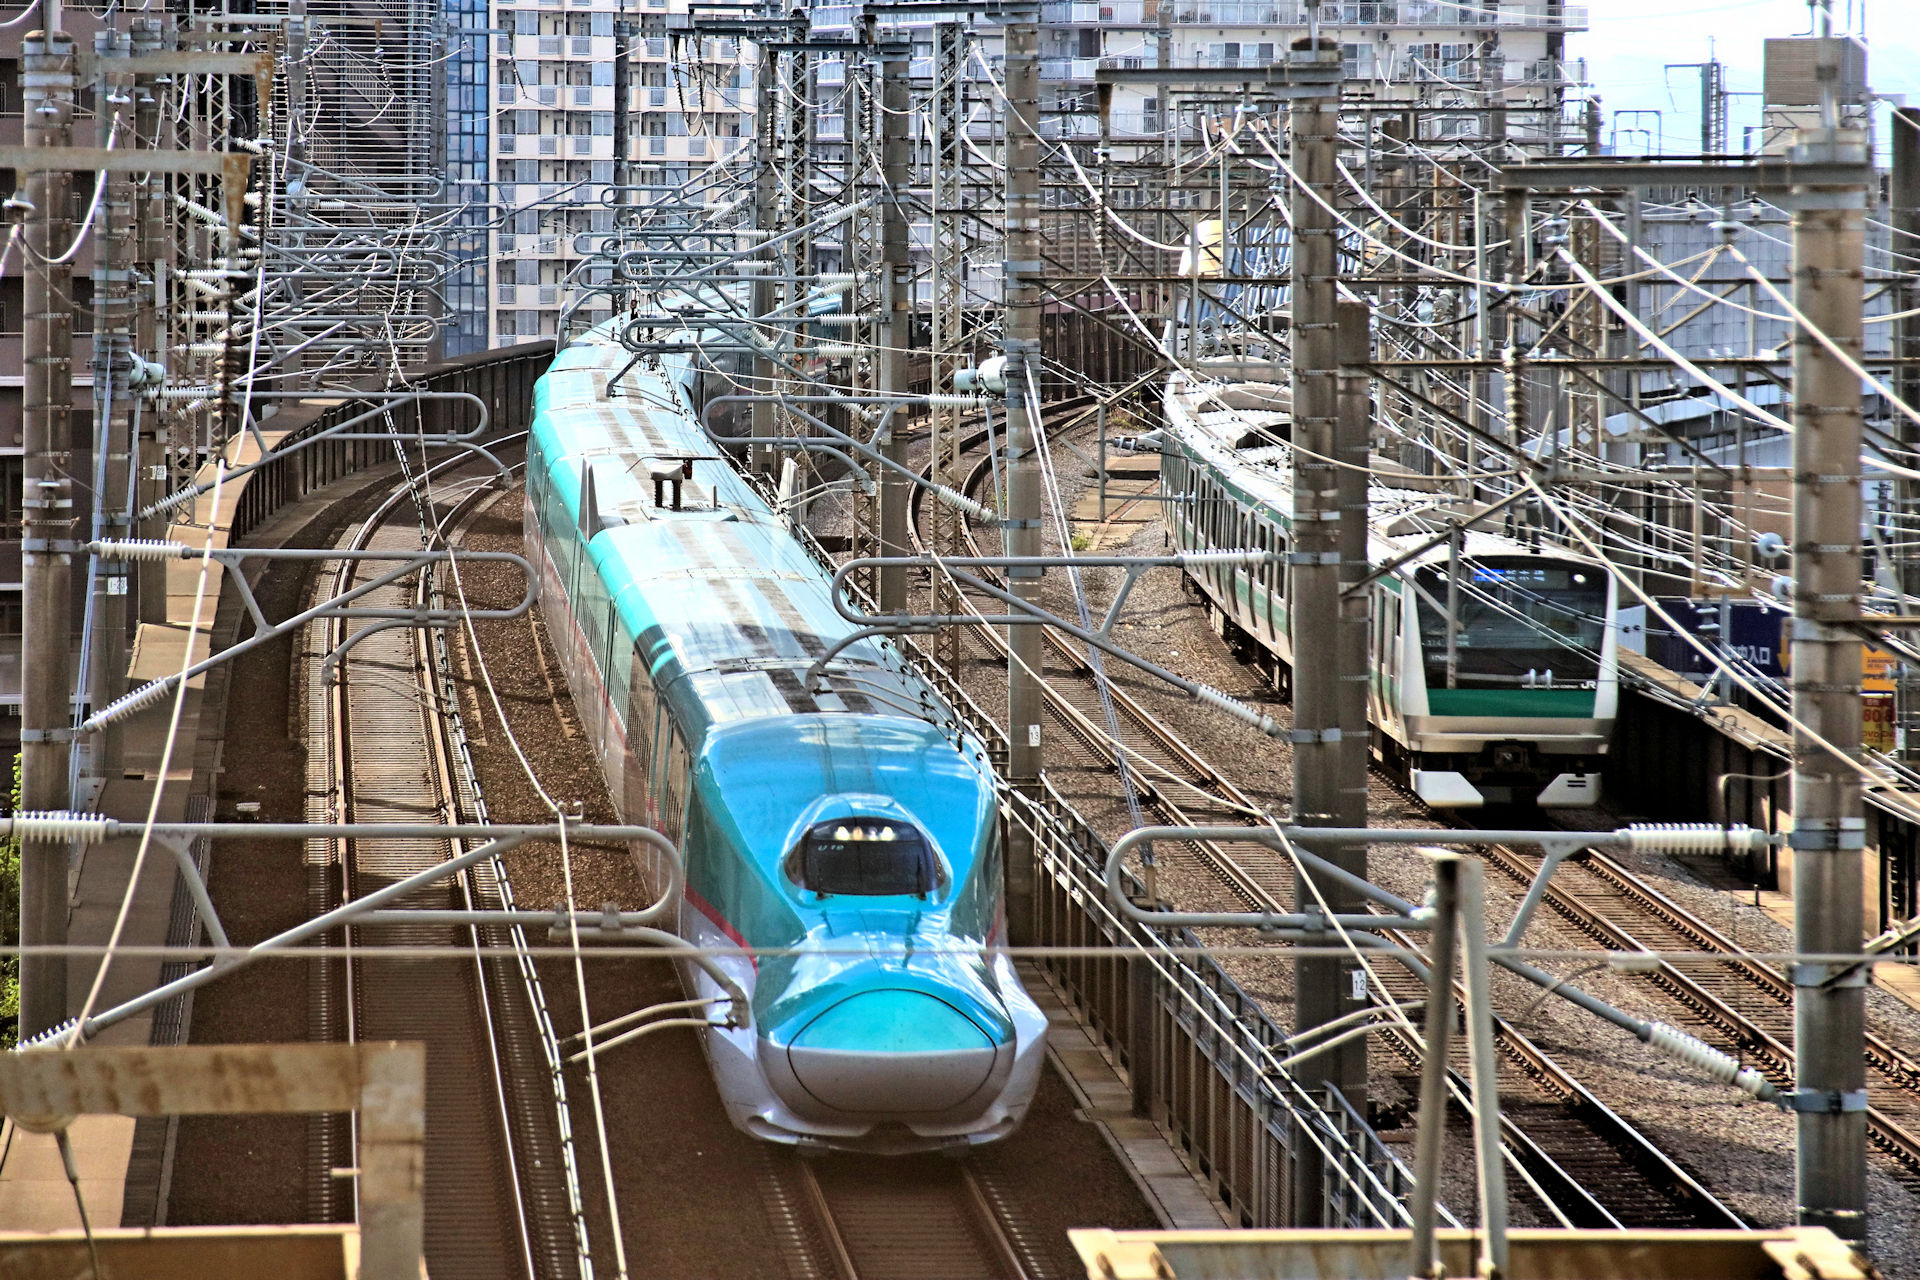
1469, 565, 1595, 590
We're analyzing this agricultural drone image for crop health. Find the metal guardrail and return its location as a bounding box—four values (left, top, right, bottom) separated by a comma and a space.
1024, 784, 1432, 1229
229, 341, 554, 546
863, 567, 1435, 1230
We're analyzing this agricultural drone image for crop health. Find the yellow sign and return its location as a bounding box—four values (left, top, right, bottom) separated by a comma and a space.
1776, 622, 1897, 694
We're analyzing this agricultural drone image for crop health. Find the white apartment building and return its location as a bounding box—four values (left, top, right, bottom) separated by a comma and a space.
454, 0, 1585, 350
1041, 0, 1587, 143
478, 0, 755, 347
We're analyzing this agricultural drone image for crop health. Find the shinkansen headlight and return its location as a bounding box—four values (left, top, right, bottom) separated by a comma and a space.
783, 819, 949, 899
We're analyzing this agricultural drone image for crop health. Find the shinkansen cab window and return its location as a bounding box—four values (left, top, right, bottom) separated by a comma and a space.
785, 819, 943, 897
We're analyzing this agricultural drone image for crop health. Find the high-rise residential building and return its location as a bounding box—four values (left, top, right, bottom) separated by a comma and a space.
454, 2, 1587, 352
462, 0, 755, 351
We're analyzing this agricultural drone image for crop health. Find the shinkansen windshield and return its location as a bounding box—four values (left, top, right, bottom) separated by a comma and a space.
1413, 557, 1607, 689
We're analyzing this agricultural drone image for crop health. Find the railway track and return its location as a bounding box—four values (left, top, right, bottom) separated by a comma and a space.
306, 453, 585, 1279
1473, 818, 1920, 1180
894, 406, 1739, 1229
758, 1150, 1035, 1280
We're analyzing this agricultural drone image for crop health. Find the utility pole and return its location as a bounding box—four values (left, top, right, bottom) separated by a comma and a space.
1894, 108, 1920, 607
927, 22, 968, 674
89, 28, 138, 779
875, 40, 911, 611
1285, 45, 1369, 1214
1894, 108, 1920, 756
131, 16, 170, 629
1667, 57, 1729, 154
750, 38, 778, 474
20, 23, 77, 1037
613, 21, 633, 204
1785, 93, 1870, 1242
1001, 1, 1043, 944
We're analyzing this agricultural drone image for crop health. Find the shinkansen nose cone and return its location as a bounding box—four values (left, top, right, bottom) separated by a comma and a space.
764, 989, 1006, 1116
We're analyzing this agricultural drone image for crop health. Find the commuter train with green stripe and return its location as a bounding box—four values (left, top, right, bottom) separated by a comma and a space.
1157, 373, 1619, 808
524, 323, 1046, 1153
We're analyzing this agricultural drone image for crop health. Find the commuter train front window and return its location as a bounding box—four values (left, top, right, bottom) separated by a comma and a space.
1413, 557, 1607, 689
784, 819, 943, 898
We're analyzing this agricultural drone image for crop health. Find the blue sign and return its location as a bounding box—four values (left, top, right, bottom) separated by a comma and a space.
1649, 598, 1788, 682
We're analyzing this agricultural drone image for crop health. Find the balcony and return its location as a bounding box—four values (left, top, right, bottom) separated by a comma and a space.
573, 86, 593, 106
1155, 1, 1586, 27
538, 35, 561, 54
1040, 57, 1103, 81
536, 86, 557, 106
497, 284, 518, 304
499, 134, 517, 153
572, 36, 592, 55
538, 135, 559, 155
1068, 1, 1147, 21
538, 286, 560, 306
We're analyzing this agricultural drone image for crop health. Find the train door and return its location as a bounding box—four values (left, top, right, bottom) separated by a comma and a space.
1377, 587, 1405, 737
1368, 586, 1387, 723
1256, 522, 1274, 641
1167, 453, 1183, 550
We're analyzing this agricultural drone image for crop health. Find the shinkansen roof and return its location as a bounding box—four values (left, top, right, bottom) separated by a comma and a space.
533, 328, 958, 748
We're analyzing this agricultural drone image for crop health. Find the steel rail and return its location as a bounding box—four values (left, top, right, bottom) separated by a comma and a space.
319, 449, 582, 1278
784, 1153, 1031, 1280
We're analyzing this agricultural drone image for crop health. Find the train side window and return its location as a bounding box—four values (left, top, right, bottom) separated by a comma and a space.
626, 652, 655, 777
783, 819, 944, 898
583, 568, 611, 671
609, 617, 635, 721
662, 732, 690, 842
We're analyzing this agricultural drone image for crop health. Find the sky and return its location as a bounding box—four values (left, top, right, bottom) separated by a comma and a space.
1569, 0, 1920, 155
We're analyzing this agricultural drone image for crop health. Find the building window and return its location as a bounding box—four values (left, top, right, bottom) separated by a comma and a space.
0, 457, 20, 531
